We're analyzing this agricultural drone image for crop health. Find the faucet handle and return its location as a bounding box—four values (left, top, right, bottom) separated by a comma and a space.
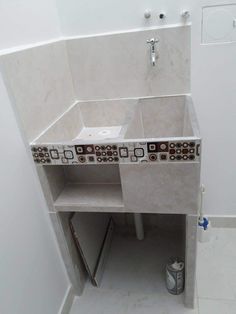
147, 38, 159, 45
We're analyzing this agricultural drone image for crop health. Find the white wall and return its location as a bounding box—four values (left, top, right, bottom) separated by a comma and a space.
0, 0, 61, 51
191, 0, 236, 215
0, 2, 70, 314
55, 0, 236, 216
56, 0, 193, 36
0, 73, 69, 314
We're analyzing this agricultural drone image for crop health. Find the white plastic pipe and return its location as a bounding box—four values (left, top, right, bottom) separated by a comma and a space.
134, 213, 144, 240
199, 184, 205, 221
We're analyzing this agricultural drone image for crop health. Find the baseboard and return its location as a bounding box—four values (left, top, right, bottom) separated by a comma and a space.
208, 215, 236, 228
58, 285, 75, 314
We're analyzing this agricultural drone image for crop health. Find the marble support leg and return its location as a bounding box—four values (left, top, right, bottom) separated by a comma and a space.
134, 213, 144, 240
184, 214, 198, 308
50, 212, 87, 296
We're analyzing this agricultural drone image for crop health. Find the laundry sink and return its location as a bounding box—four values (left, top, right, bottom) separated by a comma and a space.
30, 95, 201, 166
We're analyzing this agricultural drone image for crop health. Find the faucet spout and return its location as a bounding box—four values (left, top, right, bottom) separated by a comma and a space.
151, 46, 156, 66
147, 38, 159, 67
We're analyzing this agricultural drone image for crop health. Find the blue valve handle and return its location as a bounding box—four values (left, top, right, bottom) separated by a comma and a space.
198, 217, 209, 230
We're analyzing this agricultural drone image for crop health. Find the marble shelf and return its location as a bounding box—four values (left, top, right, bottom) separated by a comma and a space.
54, 183, 124, 212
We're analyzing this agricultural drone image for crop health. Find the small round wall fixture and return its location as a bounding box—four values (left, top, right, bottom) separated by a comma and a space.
144, 9, 151, 19
159, 13, 166, 20
181, 10, 190, 18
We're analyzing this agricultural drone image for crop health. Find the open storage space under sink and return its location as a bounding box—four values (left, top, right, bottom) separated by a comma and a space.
31, 95, 201, 169
61, 212, 186, 312
44, 164, 124, 212
96, 219, 185, 293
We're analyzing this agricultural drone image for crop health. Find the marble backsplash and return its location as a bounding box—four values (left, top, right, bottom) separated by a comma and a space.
0, 25, 190, 141
67, 25, 190, 100
0, 41, 76, 142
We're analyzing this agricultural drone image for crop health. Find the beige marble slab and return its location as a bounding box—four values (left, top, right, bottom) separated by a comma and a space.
54, 183, 124, 212
0, 40, 76, 142
67, 25, 190, 100
120, 163, 200, 214
139, 95, 186, 138
50, 212, 87, 295
185, 214, 198, 308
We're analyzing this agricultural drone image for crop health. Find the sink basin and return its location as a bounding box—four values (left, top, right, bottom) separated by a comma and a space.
125, 95, 197, 139
31, 95, 201, 165
34, 99, 137, 143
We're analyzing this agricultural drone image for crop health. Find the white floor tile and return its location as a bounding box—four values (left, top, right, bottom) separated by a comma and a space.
198, 298, 236, 314
69, 227, 236, 314
197, 228, 236, 300
69, 229, 191, 314
69, 289, 130, 314
100, 230, 184, 295
126, 292, 197, 314
70, 288, 197, 314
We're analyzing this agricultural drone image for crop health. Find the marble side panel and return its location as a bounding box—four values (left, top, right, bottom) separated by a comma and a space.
50, 212, 87, 295
0, 40, 76, 142
67, 25, 190, 100
120, 163, 200, 214
183, 102, 194, 137
36, 165, 66, 211
184, 214, 198, 308
124, 105, 144, 139
139, 95, 186, 138
43, 166, 66, 202
79, 99, 137, 127
185, 96, 201, 138
36, 103, 83, 143
36, 166, 55, 212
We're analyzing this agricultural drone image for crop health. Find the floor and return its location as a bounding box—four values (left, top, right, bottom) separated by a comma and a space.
69, 227, 236, 314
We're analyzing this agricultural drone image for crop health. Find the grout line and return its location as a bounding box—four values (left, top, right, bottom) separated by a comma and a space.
198, 296, 236, 302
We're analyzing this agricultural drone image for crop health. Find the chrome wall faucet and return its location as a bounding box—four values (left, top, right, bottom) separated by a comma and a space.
146, 38, 159, 66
